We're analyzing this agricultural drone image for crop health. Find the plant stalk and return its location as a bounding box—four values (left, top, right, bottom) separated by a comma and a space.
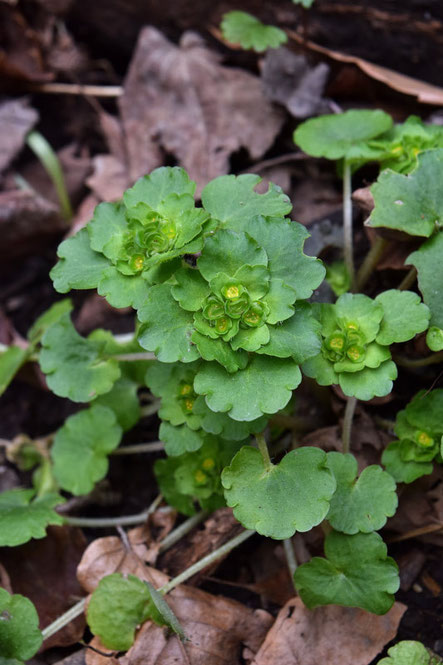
283, 538, 298, 580
342, 396, 357, 454
356, 236, 389, 291
342, 161, 355, 291
63, 494, 163, 528
394, 350, 443, 369
398, 267, 417, 291
41, 598, 86, 641
256, 432, 272, 470
112, 441, 164, 455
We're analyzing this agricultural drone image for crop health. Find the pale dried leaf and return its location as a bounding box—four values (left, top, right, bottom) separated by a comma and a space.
253, 597, 406, 665
86, 155, 129, 202
0, 98, 38, 173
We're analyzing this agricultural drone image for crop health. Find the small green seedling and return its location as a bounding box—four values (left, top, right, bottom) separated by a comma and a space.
221, 11, 287, 52
377, 640, 443, 665
382, 389, 443, 483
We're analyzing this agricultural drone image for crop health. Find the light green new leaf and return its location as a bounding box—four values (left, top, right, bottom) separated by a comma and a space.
407, 231, 443, 328
221, 11, 287, 52
159, 422, 205, 456
51, 405, 122, 495
40, 313, 120, 402
338, 360, 398, 401
191, 332, 248, 373
198, 229, 267, 282
294, 531, 399, 614
0, 589, 42, 661
88, 201, 127, 261
94, 377, 140, 431
97, 266, 150, 310
368, 150, 443, 237
378, 641, 442, 665
194, 356, 302, 421
0, 346, 28, 397
382, 441, 433, 484
193, 397, 267, 440
137, 284, 200, 363
27, 299, 73, 344
326, 453, 397, 534
335, 292, 384, 343
405, 389, 443, 434
0, 489, 64, 547
222, 446, 335, 539
256, 303, 321, 362
87, 573, 184, 651
294, 110, 393, 160
242, 216, 325, 298
50, 228, 110, 293
427, 327, 443, 351
154, 456, 196, 516
201, 174, 291, 230
124, 166, 196, 210
375, 290, 430, 345
171, 267, 210, 312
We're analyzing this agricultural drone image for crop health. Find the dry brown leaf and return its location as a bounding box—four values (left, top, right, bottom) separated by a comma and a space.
253, 597, 406, 665
119, 27, 284, 193
86, 155, 129, 202
0, 98, 38, 174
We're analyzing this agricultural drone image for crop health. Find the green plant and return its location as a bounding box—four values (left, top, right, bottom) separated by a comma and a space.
221, 11, 287, 52
377, 640, 443, 665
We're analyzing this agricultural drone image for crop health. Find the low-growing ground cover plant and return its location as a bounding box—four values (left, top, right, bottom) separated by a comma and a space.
1, 119, 442, 657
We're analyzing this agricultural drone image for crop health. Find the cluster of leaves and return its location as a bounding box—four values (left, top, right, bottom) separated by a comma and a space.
382, 390, 443, 484
377, 641, 443, 665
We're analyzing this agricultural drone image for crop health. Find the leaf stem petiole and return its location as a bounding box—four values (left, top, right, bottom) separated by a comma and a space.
356, 236, 389, 292
394, 350, 443, 369
342, 396, 357, 454
256, 432, 272, 470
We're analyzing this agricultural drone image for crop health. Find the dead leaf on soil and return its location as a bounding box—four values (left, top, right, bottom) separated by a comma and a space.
0, 98, 38, 174
86, 155, 128, 202
118, 27, 285, 193
253, 597, 406, 665
0, 525, 87, 649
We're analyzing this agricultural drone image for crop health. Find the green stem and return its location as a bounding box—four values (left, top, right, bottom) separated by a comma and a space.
394, 350, 443, 369
112, 441, 164, 455
41, 598, 86, 641
63, 494, 163, 528
158, 511, 209, 553
398, 267, 417, 291
159, 529, 255, 595
26, 131, 73, 221
342, 396, 357, 454
283, 538, 297, 582
356, 236, 389, 292
256, 432, 272, 470
343, 161, 355, 291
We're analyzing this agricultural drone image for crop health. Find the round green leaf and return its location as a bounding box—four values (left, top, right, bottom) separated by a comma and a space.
326, 452, 397, 534
51, 405, 122, 495
256, 302, 321, 362
194, 355, 302, 421
50, 228, 110, 293
294, 531, 399, 614
191, 332, 248, 373
222, 446, 336, 538
427, 326, 443, 352
382, 441, 433, 484
378, 641, 440, 665
294, 110, 393, 160
375, 290, 430, 345
198, 229, 267, 282
94, 377, 140, 431
0, 489, 64, 547
0, 589, 42, 660
159, 422, 205, 456
221, 11, 287, 52
338, 360, 398, 401
405, 389, 443, 434
123, 166, 196, 210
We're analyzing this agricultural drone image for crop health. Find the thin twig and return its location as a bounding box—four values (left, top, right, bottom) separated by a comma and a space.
29, 82, 123, 97
388, 523, 443, 543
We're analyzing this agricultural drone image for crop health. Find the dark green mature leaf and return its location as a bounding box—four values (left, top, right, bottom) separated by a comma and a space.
294, 110, 393, 160
198, 229, 267, 282
378, 640, 442, 665
382, 442, 433, 484
222, 446, 335, 539
193, 398, 267, 440
201, 174, 291, 230
375, 290, 430, 344
368, 150, 443, 237
194, 356, 302, 421
50, 228, 110, 293
40, 313, 120, 402
0, 490, 64, 546
256, 303, 321, 362
159, 422, 205, 456
221, 11, 287, 52
407, 231, 443, 328
191, 333, 248, 374
137, 284, 200, 363
0, 589, 42, 661
326, 453, 397, 534
405, 389, 443, 434
51, 405, 122, 495
94, 377, 140, 431
87, 573, 184, 651
294, 531, 399, 614
0, 347, 28, 397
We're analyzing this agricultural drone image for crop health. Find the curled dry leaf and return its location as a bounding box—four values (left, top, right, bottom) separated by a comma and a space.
253, 597, 406, 665
119, 27, 284, 192
0, 98, 38, 174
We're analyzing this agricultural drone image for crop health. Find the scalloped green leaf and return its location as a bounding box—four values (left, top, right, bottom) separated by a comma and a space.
154, 456, 196, 516
50, 228, 110, 293
294, 110, 393, 161
294, 531, 399, 614
405, 389, 443, 435
0, 589, 42, 661
40, 313, 121, 402
123, 166, 196, 210
368, 150, 443, 237
201, 174, 291, 231
137, 284, 200, 363
194, 355, 302, 421
191, 332, 248, 373
51, 405, 122, 495
335, 293, 384, 343
222, 446, 335, 539
198, 229, 267, 282
326, 453, 397, 534
256, 302, 321, 362
193, 397, 267, 440
145, 361, 203, 430
382, 441, 433, 484
241, 216, 325, 298
87, 573, 184, 651
375, 290, 430, 345
88, 201, 128, 261
378, 640, 442, 665
27, 299, 73, 344
0, 489, 64, 547
407, 231, 443, 328
171, 267, 210, 312
94, 376, 140, 431
159, 422, 205, 456
221, 11, 287, 52
0, 346, 28, 397
338, 360, 398, 401
302, 351, 339, 386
